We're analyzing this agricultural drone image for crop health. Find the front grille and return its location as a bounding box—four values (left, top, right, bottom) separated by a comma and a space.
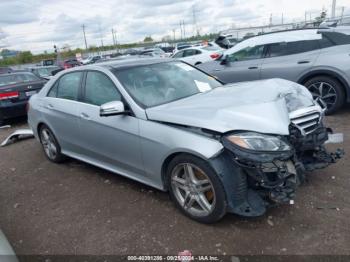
291, 112, 320, 135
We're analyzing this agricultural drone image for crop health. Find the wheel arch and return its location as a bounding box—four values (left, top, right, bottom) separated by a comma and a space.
160, 151, 213, 191
298, 69, 350, 102
36, 122, 57, 142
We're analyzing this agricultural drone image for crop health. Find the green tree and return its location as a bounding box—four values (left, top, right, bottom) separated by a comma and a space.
17, 51, 33, 64
144, 36, 153, 42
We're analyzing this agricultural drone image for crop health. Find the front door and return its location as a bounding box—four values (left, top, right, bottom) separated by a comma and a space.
211, 45, 265, 83
76, 71, 144, 176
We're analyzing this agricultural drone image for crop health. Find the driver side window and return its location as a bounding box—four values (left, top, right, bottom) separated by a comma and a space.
84, 71, 121, 106
227, 45, 264, 62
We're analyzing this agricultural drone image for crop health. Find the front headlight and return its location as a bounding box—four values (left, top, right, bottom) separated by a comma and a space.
225, 132, 291, 152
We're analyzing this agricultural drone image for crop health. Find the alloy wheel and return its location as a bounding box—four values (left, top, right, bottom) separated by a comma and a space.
171, 163, 216, 217
40, 128, 58, 160
307, 81, 337, 110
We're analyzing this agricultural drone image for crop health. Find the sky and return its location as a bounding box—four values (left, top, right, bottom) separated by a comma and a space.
0, 0, 349, 54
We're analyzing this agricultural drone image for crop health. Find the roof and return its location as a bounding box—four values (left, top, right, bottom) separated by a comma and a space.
95, 57, 173, 70
0, 71, 36, 77
226, 26, 350, 55
226, 29, 320, 55
28, 65, 60, 69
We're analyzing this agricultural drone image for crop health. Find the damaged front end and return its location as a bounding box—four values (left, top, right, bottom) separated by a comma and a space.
210, 105, 344, 217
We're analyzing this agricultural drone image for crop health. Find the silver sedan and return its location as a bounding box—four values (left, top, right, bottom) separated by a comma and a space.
28, 58, 342, 223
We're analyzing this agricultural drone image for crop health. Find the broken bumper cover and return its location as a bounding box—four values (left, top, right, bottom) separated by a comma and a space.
210, 128, 344, 217
1, 129, 34, 147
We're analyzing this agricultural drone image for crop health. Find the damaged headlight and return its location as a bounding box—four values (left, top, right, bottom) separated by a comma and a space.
224, 132, 291, 152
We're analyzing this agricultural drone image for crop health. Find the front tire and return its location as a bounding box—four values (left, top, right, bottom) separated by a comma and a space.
39, 125, 66, 163
166, 154, 227, 223
304, 76, 345, 114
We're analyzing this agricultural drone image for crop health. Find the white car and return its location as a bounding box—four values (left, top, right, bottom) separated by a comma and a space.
172, 46, 223, 66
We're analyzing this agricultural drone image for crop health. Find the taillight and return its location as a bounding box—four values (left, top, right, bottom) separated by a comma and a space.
0, 91, 19, 100
210, 53, 221, 59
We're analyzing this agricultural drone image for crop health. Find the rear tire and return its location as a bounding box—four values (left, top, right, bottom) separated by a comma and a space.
39, 125, 66, 163
166, 154, 227, 223
304, 76, 345, 114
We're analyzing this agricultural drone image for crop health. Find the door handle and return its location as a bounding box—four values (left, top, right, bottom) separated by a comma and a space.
297, 60, 310, 64
248, 66, 259, 70
80, 112, 91, 120
45, 104, 54, 109
214, 69, 221, 71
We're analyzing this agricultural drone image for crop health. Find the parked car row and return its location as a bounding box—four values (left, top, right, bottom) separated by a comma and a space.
1, 26, 350, 127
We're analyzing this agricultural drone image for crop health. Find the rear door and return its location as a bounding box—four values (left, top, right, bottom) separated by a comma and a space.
260, 40, 321, 82
43, 71, 83, 153
211, 45, 265, 83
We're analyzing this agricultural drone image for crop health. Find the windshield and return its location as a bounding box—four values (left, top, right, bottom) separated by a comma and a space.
0, 73, 40, 87
113, 62, 222, 108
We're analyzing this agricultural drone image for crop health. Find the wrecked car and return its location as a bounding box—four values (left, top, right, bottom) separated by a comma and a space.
27, 58, 343, 223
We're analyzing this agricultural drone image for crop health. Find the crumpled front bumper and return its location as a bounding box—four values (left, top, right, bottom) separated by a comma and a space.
209, 126, 344, 218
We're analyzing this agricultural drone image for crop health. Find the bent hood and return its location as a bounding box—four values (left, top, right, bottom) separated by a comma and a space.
146, 78, 315, 135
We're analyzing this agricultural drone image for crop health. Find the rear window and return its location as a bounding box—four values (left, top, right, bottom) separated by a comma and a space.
0, 73, 40, 87
321, 32, 350, 46
267, 40, 320, 57
0, 75, 19, 86
202, 46, 221, 51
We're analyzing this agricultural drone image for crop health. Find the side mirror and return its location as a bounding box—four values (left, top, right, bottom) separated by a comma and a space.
100, 101, 127, 117
220, 54, 229, 65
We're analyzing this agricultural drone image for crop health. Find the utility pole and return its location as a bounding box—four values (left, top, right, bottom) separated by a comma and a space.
331, 0, 337, 18
82, 24, 88, 49
112, 28, 116, 46
172, 29, 176, 41
192, 5, 199, 37
340, 6, 345, 23
282, 13, 284, 25
305, 11, 307, 23
183, 20, 186, 39
99, 24, 104, 50
180, 21, 183, 40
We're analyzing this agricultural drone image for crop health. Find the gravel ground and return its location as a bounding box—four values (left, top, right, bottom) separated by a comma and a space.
0, 110, 349, 257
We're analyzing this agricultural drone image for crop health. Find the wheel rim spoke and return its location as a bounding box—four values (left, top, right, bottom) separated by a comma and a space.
197, 183, 212, 193
308, 81, 338, 110
184, 164, 197, 184
318, 82, 324, 97
171, 176, 187, 191
195, 193, 212, 212
41, 129, 57, 159
183, 193, 195, 209
171, 163, 215, 217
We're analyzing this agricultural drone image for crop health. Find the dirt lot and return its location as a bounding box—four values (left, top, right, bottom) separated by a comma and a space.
0, 109, 350, 258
